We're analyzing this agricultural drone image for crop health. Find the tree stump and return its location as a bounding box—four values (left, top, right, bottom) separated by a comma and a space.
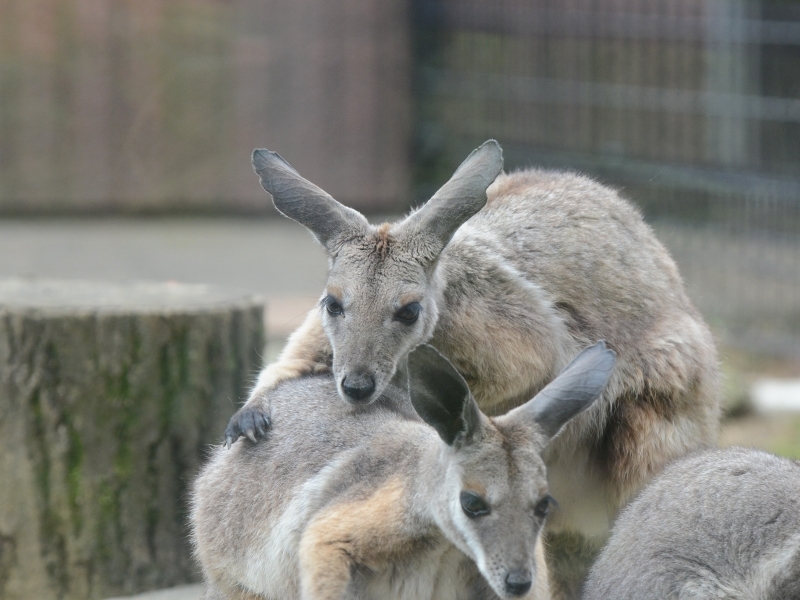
0, 280, 265, 600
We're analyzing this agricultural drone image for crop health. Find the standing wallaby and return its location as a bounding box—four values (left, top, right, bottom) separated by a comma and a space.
226, 140, 721, 596
584, 446, 800, 600
193, 342, 616, 600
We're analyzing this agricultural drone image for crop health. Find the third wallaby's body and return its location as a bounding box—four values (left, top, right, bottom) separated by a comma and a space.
228, 141, 721, 595
585, 447, 800, 600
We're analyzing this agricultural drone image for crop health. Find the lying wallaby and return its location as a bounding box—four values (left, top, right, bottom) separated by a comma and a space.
584, 446, 800, 600
193, 341, 616, 600
226, 140, 720, 595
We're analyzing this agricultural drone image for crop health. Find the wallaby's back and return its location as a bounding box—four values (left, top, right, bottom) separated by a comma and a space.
584, 447, 800, 600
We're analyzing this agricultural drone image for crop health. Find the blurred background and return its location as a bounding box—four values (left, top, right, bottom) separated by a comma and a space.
0, 0, 799, 596
3, 0, 798, 405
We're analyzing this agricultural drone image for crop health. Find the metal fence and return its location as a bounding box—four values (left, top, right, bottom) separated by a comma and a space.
413, 0, 800, 358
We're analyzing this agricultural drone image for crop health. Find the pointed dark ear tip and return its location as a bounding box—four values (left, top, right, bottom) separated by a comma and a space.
480, 138, 502, 154
478, 139, 503, 166
465, 139, 504, 180
589, 339, 617, 361
591, 339, 611, 353
251, 148, 299, 177
251, 148, 271, 171
568, 340, 616, 386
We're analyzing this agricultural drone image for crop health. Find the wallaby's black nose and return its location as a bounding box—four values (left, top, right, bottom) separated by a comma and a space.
342, 373, 375, 402
505, 571, 532, 597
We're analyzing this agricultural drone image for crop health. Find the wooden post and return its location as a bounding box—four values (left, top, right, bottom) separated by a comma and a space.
0, 280, 264, 600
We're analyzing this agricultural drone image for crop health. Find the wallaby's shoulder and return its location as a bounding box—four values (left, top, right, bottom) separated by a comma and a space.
614, 446, 800, 530
585, 447, 800, 600
486, 168, 644, 223
644, 446, 800, 497
471, 167, 671, 278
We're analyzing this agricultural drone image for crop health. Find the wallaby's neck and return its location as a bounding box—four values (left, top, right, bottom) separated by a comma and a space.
429, 260, 449, 312
407, 434, 457, 534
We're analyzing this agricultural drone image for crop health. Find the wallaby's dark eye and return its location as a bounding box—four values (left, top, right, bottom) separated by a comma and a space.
534, 494, 555, 519
325, 296, 344, 317
394, 302, 420, 324
460, 491, 491, 518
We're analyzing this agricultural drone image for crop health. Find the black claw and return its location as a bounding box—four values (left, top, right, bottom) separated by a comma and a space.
224, 406, 272, 448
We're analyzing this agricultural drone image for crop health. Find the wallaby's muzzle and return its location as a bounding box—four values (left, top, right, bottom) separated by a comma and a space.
341, 371, 376, 403
505, 570, 532, 597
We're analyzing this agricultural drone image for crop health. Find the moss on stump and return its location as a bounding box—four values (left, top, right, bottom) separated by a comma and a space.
0, 280, 264, 600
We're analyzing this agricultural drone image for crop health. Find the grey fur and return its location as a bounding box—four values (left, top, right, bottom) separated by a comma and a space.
584, 447, 800, 600
193, 344, 614, 600
231, 140, 721, 594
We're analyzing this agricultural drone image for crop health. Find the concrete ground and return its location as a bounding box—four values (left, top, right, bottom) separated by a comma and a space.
104, 584, 202, 600
0, 217, 328, 298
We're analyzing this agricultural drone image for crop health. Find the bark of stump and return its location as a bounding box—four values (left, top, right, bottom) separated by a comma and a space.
0, 280, 265, 600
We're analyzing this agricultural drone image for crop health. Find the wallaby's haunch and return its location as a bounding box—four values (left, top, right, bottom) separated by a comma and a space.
584, 447, 800, 600
226, 140, 720, 594
193, 342, 616, 600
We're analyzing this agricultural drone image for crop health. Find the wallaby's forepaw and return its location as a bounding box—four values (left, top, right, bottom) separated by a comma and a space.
225, 407, 272, 449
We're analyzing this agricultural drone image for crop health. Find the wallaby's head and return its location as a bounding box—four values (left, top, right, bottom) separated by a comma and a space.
252, 141, 503, 405
407, 341, 616, 599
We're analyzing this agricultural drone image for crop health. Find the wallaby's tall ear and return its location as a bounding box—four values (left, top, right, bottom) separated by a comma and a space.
400, 140, 503, 259
252, 149, 369, 249
408, 344, 483, 447
503, 341, 616, 442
